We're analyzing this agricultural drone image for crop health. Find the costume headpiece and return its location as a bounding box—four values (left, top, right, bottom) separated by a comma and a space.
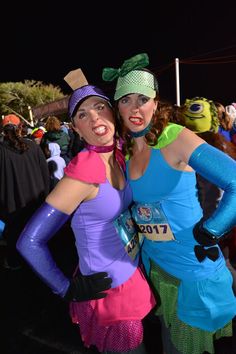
183, 97, 219, 133
102, 53, 158, 101
64, 68, 110, 119
31, 128, 44, 139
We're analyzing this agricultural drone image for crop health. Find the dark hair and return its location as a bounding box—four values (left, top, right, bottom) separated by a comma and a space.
214, 101, 232, 131
3, 123, 29, 152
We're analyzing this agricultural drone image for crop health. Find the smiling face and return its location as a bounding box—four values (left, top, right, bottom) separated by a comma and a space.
117, 93, 157, 133
73, 96, 115, 146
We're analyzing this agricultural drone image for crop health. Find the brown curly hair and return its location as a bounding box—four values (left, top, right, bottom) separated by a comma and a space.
2, 123, 29, 152
214, 101, 232, 131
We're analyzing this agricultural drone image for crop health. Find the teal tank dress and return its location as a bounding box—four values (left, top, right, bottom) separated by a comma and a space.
127, 124, 236, 333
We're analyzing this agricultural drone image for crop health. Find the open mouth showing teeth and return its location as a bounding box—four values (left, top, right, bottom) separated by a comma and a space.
129, 117, 143, 125
93, 126, 107, 135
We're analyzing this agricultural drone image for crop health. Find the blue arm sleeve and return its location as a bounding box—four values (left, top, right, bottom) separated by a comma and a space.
188, 143, 236, 237
17, 202, 70, 297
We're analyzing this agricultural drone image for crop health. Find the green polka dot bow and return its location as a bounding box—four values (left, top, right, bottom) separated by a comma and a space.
102, 53, 149, 81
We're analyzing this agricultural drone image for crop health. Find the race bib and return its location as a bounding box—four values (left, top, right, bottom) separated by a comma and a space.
114, 209, 140, 260
132, 202, 175, 242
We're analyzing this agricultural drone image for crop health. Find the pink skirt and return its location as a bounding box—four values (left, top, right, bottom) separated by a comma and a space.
69, 266, 156, 351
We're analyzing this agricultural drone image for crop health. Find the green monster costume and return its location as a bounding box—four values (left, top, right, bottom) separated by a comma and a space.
183, 97, 219, 133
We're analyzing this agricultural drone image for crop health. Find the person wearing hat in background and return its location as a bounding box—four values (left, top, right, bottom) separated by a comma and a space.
103, 53, 236, 354
0, 114, 50, 270
31, 126, 46, 145
17, 69, 156, 354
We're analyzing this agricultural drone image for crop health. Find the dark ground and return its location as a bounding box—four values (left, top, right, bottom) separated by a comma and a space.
0, 223, 235, 354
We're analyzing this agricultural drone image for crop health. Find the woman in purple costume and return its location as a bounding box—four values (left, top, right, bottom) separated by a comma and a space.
17, 69, 155, 354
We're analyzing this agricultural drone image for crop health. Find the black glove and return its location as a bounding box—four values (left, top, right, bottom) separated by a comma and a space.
64, 272, 112, 302
193, 221, 219, 247
193, 221, 220, 262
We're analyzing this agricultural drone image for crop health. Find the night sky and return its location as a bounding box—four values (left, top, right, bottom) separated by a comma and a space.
2, 2, 236, 105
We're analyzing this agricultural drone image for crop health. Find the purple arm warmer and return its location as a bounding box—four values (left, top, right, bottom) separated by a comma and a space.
189, 143, 236, 237
17, 202, 70, 297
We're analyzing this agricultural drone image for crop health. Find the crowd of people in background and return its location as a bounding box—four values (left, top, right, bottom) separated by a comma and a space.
0, 114, 84, 268
0, 53, 236, 354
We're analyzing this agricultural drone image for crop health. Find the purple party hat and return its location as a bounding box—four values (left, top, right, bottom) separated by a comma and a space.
68, 85, 110, 118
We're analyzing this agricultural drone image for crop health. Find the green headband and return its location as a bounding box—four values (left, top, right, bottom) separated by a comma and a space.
102, 53, 157, 101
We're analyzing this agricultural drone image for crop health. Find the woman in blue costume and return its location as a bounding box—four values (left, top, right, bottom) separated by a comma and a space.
103, 54, 236, 354
17, 69, 155, 354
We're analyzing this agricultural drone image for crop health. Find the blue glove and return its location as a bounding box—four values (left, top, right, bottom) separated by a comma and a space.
189, 143, 236, 238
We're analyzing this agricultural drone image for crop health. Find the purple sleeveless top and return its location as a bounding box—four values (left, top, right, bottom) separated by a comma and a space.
71, 180, 139, 288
